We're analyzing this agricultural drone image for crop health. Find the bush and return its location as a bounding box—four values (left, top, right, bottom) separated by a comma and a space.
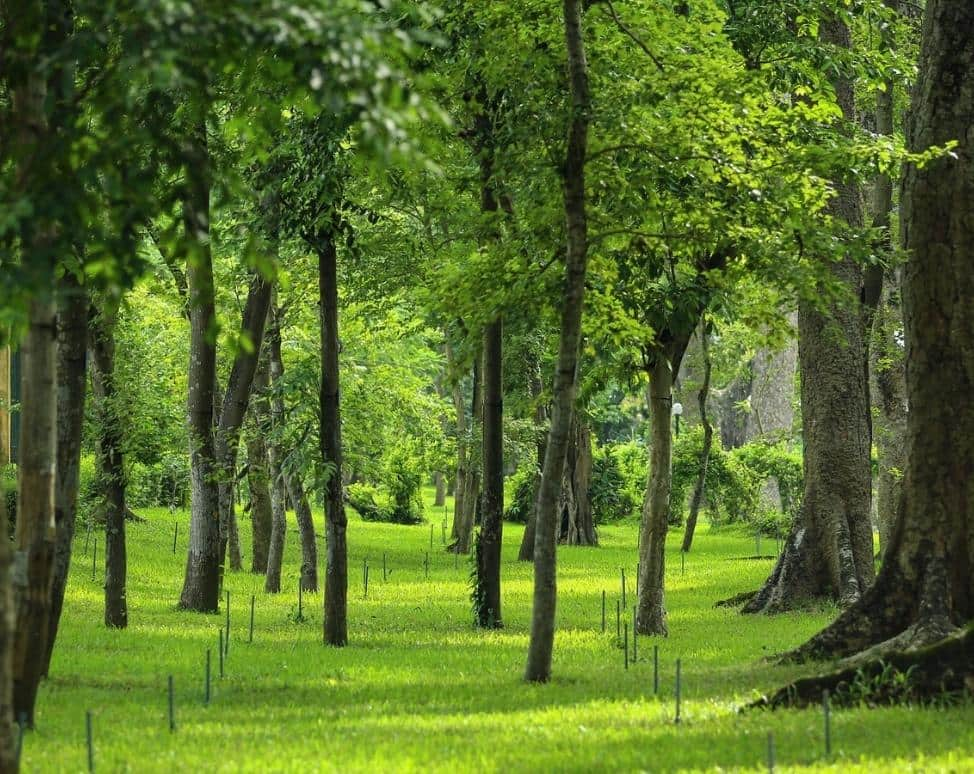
504, 467, 536, 523
347, 480, 424, 525
590, 445, 637, 523
729, 440, 803, 519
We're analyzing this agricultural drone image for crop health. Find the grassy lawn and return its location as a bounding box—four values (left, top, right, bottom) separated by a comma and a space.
25, 491, 974, 772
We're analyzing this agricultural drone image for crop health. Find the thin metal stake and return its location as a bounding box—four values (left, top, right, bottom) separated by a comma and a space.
298, 581, 303, 619
383, 553, 387, 582
86, 710, 94, 772
168, 675, 175, 732
363, 559, 368, 597
225, 590, 230, 653
632, 606, 638, 662
675, 658, 682, 724
249, 595, 255, 643
172, 521, 178, 554
621, 567, 626, 608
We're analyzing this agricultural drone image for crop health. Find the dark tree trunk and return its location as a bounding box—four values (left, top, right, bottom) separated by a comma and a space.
247, 349, 272, 574
682, 324, 713, 553
525, 0, 590, 683
89, 304, 127, 629
743, 14, 873, 615
476, 319, 504, 628
0, 481, 13, 771
319, 233, 348, 646
518, 355, 547, 561
782, 0, 974, 665
264, 433, 286, 595
42, 273, 88, 676
216, 273, 273, 575
178, 120, 221, 613
267, 304, 318, 591
558, 416, 595, 546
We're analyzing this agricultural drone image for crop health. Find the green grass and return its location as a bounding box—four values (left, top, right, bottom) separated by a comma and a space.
25, 490, 974, 772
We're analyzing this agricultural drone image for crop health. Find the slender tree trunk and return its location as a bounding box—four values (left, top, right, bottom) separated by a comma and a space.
446, 338, 467, 544
785, 0, 974, 663
42, 273, 87, 676
558, 416, 595, 546
453, 356, 482, 554
178, 119, 221, 613
524, 0, 590, 683
264, 432, 286, 594
267, 304, 318, 591
476, 319, 504, 627
246, 380, 273, 575
518, 356, 547, 561
682, 325, 713, 553
319, 234, 348, 646
636, 358, 675, 636
0, 478, 13, 771
89, 305, 127, 629
743, 14, 873, 614
433, 472, 446, 507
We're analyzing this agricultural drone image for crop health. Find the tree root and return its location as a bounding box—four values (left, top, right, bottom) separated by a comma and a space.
750, 623, 974, 710
715, 589, 758, 608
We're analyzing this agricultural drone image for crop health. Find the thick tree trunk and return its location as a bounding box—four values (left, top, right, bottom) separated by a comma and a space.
178, 121, 221, 613
636, 358, 675, 636
267, 304, 318, 591
782, 0, 974, 665
42, 273, 88, 676
742, 15, 873, 615
453, 356, 482, 554
524, 0, 590, 683
558, 416, 595, 546
518, 356, 547, 561
89, 305, 127, 629
476, 319, 504, 627
12, 291, 58, 727
682, 325, 713, 553
319, 234, 348, 646
215, 273, 273, 575
247, 351, 272, 574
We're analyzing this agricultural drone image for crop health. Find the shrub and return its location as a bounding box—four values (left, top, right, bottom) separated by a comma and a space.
504, 467, 536, 524
590, 445, 637, 523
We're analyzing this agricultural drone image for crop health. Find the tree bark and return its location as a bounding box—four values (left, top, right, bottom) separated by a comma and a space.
319, 233, 348, 646
518, 355, 547, 561
446, 338, 467, 544
476, 319, 504, 627
0, 479, 13, 771
89, 303, 127, 629
267, 304, 318, 592
433, 472, 446, 507
178, 119, 222, 613
453, 355, 482, 554
742, 14, 873, 615
247, 349, 272, 574
42, 272, 88, 676
558, 416, 595, 546
682, 324, 713, 553
781, 0, 974, 664
524, 0, 590, 683
264, 431, 286, 595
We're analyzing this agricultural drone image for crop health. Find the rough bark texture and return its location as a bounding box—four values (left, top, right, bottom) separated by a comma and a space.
89, 305, 127, 629
743, 15, 874, 615
524, 0, 589, 683
558, 416, 595, 546
433, 472, 446, 507
517, 356, 547, 561
446, 338, 467, 545
777, 0, 974, 668
452, 356, 482, 554
682, 326, 713, 553
42, 273, 88, 676
216, 273, 273, 575
247, 351, 273, 574
319, 234, 348, 646
178, 120, 221, 613
476, 319, 504, 627
267, 304, 318, 592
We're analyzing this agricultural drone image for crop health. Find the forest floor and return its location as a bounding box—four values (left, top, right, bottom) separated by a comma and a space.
25, 489, 974, 772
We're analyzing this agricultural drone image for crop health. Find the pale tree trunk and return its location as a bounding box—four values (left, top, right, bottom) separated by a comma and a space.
743, 14, 873, 614
247, 349, 272, 574
784, 0, 974, 666
476, 319, 504, 627
433, 472, 446, 507
267, 303, 318, 591
264, 437, 286, 594
453, 355, 482, 554
524, 0, 590, 683
745, 320, 798, 443
178, 119, 222, 613
319, 234, 348, 646
42, 273, 88, 676
446, 338, 467, 544
89, 303, 127, 629
216, 273, 273, 574
517, 355, 547, 561
558, 416, 595, 546
682, 324, 713, 553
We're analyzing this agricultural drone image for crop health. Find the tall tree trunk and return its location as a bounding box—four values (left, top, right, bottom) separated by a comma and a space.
682, 324, 713, 553
89, 304, 127, 629
267, 303, 318, 592
246, 358, 273, 574
636, 357, 676, 636
518, 355, 547, 561
178, 119, 221, 613
319, 233, 348, 646
476, 319, 504, 627
743, 14, 873, 614
42, 273, 88, 676
558, 416, 595, 546
215, 273, 273, 574
453, 356, 482, 554
524, 0, 590, 683
264, 433, 286, 594
785, 0, 974, 663
0, 477, 13, 771
433, 472, 446, 507
446, 338, 467, 543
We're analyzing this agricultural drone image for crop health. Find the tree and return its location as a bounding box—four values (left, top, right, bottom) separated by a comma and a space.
524, 0, 591, 683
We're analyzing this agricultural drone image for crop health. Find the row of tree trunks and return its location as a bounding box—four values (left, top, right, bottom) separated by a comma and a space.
742, 12, 874, 615
524, 0, 591, 683
89, 303, 128, 629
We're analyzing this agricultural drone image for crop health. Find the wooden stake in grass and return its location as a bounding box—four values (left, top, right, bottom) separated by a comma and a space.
675, 658, 682, 724
623, 623, 629, 670
767, 731, 775, 773
823, 689, 831, 757
218, 629, 224, 678
601, 590, 606, 633
620, 567, 626, 608
172, 521, 178, 554
86, 710, 94, 772
363, 559, 368, 597
249, 595, 255, 643
653, 645, 659, 695
168, 675, 175, 732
